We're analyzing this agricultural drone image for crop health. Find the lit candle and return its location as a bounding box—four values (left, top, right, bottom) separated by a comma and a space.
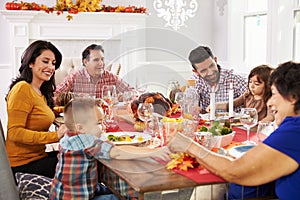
210, 92, 216, 121
229, 83, 234, 117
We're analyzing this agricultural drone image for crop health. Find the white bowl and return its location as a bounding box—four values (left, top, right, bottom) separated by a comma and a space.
211, 131, 236, 148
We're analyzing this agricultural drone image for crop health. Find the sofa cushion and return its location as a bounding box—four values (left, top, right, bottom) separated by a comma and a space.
15, 172, 52, 200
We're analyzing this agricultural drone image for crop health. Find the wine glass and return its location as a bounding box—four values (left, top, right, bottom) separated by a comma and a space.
239, 108, 258, 144
137, 103, 154, 133
102, 85, 117, 122
256, 121, 277, 143
148, 116, 164, 147
166, 80, 180, 101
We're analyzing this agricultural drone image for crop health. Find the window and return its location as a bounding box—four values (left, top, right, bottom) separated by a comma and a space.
244, 0, 268, 68
228, 0, 296, 72
244, 14, 267, 67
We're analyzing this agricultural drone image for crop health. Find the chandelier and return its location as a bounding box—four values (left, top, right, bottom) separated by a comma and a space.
153, 0, 198, 31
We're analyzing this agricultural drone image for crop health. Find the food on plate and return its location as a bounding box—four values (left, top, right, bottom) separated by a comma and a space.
107, 134, 136, 142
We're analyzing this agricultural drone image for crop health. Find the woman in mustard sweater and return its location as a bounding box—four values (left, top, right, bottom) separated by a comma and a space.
5, 40, 67, 178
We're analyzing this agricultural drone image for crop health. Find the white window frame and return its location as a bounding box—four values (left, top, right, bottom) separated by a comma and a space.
293, 3, 300, 60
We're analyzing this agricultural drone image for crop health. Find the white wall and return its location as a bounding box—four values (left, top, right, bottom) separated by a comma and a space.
0, 0, 228, 132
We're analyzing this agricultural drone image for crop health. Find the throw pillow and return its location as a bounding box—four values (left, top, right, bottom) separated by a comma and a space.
15, 172, 52, 200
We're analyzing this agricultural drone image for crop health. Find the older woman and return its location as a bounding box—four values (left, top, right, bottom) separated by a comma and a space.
6, 40, 67, 178
168, 61, 300, 199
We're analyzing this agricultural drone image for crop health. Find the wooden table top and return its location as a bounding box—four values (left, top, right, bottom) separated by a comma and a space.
99, 157, 203, 194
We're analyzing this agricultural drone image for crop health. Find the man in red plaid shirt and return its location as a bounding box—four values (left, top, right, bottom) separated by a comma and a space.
54, 44, 134, 101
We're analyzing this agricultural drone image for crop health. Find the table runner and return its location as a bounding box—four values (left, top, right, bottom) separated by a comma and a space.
111, 116, 258, 184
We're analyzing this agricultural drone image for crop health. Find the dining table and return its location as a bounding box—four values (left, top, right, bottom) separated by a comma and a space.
96, 105, 258, 200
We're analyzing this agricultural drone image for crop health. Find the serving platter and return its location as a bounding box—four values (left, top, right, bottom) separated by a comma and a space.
228, 144, 256, 158
100, 132, 152, 145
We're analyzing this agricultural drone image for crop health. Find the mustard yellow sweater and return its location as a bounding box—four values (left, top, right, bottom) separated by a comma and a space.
6, 81, 59, 167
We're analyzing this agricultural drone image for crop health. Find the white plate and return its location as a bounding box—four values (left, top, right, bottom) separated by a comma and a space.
100, 132, 152, 145
228, 144, 256, 158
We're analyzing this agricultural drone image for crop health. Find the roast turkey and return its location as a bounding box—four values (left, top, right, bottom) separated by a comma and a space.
131, 92, 178, 122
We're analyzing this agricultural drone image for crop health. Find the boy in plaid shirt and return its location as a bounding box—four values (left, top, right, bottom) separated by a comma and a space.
49, 97, 170, 199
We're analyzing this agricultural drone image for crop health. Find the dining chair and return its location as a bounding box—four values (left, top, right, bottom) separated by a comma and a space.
107, 63, 121, 76
0, 119, 5, 143
0, 118, 20, 199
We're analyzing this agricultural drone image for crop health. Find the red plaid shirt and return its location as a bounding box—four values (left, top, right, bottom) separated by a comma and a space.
55, 68, 134, 98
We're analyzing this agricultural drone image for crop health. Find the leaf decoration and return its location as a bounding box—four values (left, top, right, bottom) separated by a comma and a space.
166, 152, 200, 171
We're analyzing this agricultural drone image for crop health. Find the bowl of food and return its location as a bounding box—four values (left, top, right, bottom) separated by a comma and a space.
198, 120, 235, 148
211, 131, 236, 148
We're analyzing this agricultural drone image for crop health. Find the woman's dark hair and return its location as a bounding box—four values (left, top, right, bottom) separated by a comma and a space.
248, 64, 274, 103
6, 40, 62, 108
269, 61, 300, 113
81, 44, 104, 66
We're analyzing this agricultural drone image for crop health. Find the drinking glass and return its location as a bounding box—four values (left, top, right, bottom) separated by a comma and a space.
137, 103, 154, 133
102, 85, 117, 121
174, 91, 185, 116
256, 121, 277, 142
166, 80, 180, 101
239, 108, 258, 144
148, 116, 164, 147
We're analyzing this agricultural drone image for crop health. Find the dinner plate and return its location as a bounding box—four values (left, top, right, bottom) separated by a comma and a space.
228, 144, 256, 158
100, 132, 152, 145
